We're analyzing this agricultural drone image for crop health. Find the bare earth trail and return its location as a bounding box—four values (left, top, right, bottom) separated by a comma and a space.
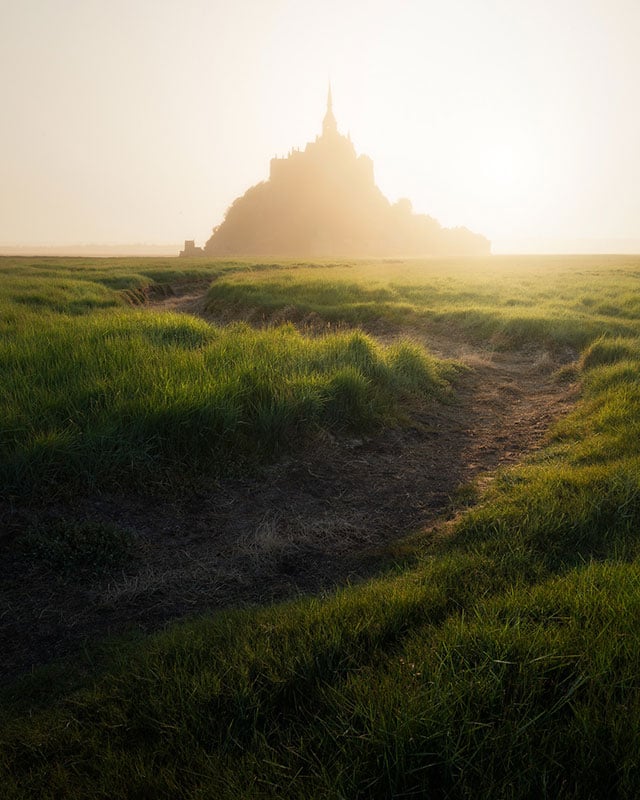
0, 284, 579, 679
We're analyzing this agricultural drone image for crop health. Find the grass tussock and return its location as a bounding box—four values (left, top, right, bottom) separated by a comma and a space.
2, 565, 640, 797
0, 263, 451, 496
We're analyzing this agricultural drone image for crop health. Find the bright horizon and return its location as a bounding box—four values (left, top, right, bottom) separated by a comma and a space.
2, 0, 640, 255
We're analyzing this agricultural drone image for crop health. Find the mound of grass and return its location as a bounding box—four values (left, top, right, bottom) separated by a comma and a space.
0, 310, 450, 495
2, 557, 639, 796
580, 334, 640, 370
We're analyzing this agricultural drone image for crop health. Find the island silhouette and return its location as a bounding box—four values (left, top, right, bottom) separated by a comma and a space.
181, 86, 490, 258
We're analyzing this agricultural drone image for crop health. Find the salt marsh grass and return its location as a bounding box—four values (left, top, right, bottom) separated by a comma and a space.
1, 312, 448, 495
2, 254, 640, 798
205, 255, 640, 347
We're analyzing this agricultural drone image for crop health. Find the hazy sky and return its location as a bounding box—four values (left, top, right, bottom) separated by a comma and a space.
1, 0, 639, 253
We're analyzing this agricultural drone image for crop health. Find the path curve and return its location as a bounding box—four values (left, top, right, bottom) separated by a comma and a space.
0, 283, 579, 679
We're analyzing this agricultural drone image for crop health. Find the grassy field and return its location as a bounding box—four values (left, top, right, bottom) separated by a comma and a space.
2, 255, 640, 798
204, 254, 640, 347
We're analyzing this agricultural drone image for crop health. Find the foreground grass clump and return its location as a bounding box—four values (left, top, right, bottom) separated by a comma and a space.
1, 309, 449, 495
2, 566, 639, 797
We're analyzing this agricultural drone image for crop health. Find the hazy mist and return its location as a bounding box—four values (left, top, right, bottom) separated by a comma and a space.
1, 0, 639, 254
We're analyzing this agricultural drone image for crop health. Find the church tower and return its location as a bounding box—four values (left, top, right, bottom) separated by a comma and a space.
322, 83, 338, 138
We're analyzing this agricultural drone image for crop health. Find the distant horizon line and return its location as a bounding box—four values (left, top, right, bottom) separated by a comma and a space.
1, 241, 640, 257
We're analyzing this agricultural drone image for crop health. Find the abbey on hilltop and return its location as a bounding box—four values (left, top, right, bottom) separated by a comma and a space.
180, 87, 490, 258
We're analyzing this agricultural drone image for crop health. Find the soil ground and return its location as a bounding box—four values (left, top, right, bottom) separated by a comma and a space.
0, 282, 579, 680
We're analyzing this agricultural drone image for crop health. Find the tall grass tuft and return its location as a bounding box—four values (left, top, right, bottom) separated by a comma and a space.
1, 310, 449, 495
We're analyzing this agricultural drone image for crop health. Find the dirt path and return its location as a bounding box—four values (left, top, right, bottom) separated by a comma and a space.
0, 286, 579, 680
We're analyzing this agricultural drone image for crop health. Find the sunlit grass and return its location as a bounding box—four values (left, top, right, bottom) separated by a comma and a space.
2, 255, 640, 798
204, 255, 640, 348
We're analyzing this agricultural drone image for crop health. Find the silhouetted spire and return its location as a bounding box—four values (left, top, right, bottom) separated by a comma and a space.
192, 80, 491, 258
322, 82, 338, 137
